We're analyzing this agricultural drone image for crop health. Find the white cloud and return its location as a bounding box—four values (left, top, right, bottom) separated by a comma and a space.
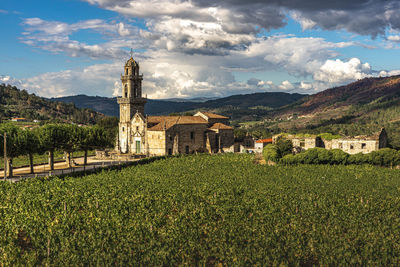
313, 58, 371, 84
279, 80, 295, 90
388, 35, 400, 42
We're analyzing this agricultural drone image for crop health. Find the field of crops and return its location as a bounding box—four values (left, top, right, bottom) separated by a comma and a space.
1, 154, 400, 265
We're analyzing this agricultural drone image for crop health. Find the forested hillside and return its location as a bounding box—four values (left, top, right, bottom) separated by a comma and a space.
51, 92, 305, 118
0, 84, 104, 124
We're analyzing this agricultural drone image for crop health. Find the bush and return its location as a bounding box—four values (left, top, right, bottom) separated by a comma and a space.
331, 149, 349, 165
348, 153, 369, 165
368, 148, 400, 167
275, 138, 293, 158
280, 154, 296, 165
263, 144, 279, 162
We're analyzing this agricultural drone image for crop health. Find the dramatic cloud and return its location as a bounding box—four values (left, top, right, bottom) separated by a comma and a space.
84, 0, 400, 38
20, 18, 144, 60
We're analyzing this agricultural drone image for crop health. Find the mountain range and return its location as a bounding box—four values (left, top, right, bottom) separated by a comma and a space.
49, 92, 305, 118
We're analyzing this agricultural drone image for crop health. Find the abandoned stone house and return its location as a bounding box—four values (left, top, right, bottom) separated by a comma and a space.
116, 57, 234, 156
273, 128, 388, 154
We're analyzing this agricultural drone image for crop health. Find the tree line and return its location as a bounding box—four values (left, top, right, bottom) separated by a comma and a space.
0, 123, 115, 177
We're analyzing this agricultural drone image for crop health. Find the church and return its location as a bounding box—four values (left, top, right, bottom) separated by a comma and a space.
116, 56, 235, 156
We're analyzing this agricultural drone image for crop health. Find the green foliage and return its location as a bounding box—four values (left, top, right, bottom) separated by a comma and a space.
1, 154, 400, 265
275, 138, 293, 158
0, 84, 103, 124
282, 147, 400, 167
262, 144, 279, 162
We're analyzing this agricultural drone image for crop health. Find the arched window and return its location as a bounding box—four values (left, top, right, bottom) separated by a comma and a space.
125, 68, 128, 75
124, 84, 128, 98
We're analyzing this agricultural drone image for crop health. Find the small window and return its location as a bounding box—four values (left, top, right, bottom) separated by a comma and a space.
350, 144, 354, 150
126, 68, 128, 75
170, 135, 173, 141
168, 148, 172, 155
190, 131, 194, 140
122, 127, 125, 132
136, 126, 139, 131
361, 143, 366, 149
185, 145, 189, 154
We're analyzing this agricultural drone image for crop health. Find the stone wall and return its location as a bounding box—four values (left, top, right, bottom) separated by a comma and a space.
147, 130, 166, 156
328, 139, 379, 154
167, 124, 208, 154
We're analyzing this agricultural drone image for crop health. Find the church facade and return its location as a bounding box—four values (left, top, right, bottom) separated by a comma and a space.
116, 57, 235, 156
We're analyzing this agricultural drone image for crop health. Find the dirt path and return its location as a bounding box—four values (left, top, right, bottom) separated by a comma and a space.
0, 156, 137, 182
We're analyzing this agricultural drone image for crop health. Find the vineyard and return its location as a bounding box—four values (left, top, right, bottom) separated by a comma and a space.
1, 154, 400, 265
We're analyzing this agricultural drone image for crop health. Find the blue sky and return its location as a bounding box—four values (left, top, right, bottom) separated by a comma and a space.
1, 0, 400, 99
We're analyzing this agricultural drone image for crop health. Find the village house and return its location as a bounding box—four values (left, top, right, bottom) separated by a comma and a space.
273, 128, 388, 154
254, 138, 273, 153
116, 56, 234, 156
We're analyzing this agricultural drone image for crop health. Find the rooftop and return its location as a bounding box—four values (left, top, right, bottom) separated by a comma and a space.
208, 122, 233, 130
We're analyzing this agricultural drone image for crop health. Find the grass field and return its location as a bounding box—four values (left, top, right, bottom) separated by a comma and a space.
1, 154, 400, 265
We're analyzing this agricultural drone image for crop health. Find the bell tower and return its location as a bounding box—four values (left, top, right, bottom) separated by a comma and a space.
117, 56, 147, 153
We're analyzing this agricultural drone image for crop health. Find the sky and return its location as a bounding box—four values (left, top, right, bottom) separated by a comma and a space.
1, 0, 400, 99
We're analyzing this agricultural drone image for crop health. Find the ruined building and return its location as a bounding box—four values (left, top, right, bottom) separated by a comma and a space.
116, 56, 234, 156
273, 128, 388, 154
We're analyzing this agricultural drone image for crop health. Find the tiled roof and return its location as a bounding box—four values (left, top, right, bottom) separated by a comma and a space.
200, 112, 229, 119
208, 122, 233, 130
147, 116, 207, 131
256, 138, 273, 143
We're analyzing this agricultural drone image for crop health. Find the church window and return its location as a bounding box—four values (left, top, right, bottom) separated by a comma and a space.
122, 127, 125, 132
136, 126, 139, 131
126, 68, 128, 75
190, 131, 194, 140
124, 85, 128, 98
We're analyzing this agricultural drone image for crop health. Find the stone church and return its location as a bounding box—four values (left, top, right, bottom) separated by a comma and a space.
116, 57, 235, 156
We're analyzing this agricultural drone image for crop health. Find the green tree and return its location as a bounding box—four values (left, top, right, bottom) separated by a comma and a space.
19, 129, 40, 174
37, 124, 69, 170
263, 144, 279, 163
0, 124, 23, 177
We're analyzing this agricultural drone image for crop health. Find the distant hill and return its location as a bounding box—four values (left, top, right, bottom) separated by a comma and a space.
279, 75, 400, 115
50, 92, 305, 118
0, 84, 104, 124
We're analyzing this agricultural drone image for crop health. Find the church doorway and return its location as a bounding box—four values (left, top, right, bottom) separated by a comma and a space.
136, 140, 141, 153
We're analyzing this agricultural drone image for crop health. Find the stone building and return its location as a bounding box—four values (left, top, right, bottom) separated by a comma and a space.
273, 128, 388, 154
116, 57, 234, 156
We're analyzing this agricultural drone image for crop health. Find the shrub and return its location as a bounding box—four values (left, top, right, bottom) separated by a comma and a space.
280, 154, 296, 165
331, 149, 349, 165
263, 144, 279, 162
369, 148, 400, 167
347, 153, 368, 165
275, 138, 293, 158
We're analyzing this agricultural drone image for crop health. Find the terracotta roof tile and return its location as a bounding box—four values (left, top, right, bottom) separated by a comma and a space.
147, 116, 207, 131
256, 138, 273, 143
208, 122, 233, 130
200, 112, 229, 119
